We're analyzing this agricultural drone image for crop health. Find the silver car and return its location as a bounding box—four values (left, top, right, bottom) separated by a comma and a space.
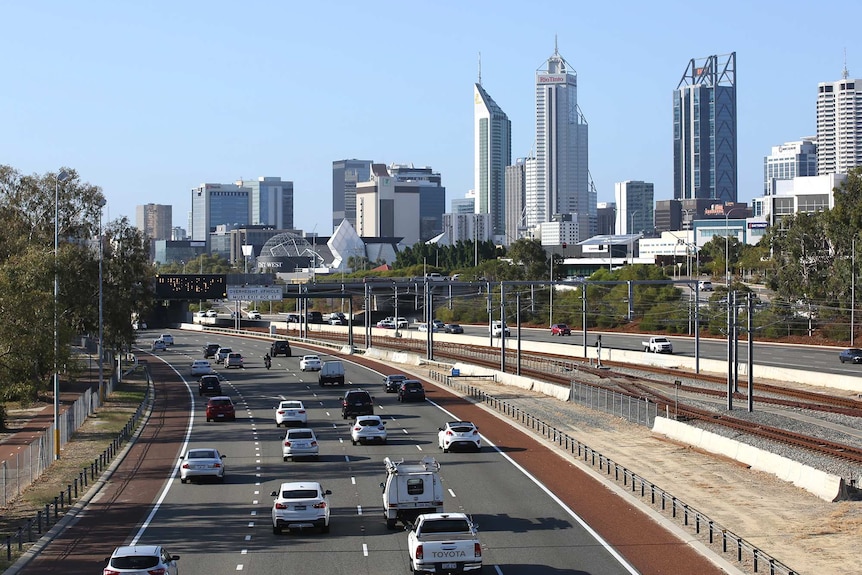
282, 428, 319, 461
104, 545, 179, 575
350, 415, 387, 445
271, 481, 331, 534
179, 448, 226, 483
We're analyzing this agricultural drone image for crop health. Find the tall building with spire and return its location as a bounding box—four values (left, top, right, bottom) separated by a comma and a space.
673, 52, 738, 204
474, 57, 511, 241
527, 41, 591, 240
817, 58, 862, 176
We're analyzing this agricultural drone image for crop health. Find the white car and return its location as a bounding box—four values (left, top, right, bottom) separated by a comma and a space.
159, 334, 174, 346
350, 415, 387, 445
190, 360, 213, 376
215, 347, 233, 363
204, 309, 219, 317
417, 323, 441, 333
179, 447, 226, 483
104, 545, 179, 575
438, 421, 481, 452
271, 481, 331, 534
282, 428, 319, 461
247, 310, 262, 320
151, 339, 166, 352
276, 400, 307, 427
299, 355, 322, 372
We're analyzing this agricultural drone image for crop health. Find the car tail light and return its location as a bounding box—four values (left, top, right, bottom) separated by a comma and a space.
147, 569, 168, 575
353, 426, 361, 431
415, 544, 423, 560
377, 426, 385, 430
103, 569, 121, 575
446, 430, 453, 436
312, 501, 326, 509
284, 441, 291, 447
474, 542, 482, 557
181, 463, 190, 469
310, 441, 318, 446
213, 462, 222, 468
275, 502, 288, 509
277, 410, 285, 415
473, 429, 479, 435
298, 410, 305, 414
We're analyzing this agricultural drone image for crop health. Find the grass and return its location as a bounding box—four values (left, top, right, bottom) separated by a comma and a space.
0, 369, 148, 570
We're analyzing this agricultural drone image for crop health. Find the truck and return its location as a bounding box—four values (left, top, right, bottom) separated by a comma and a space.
642, 336, 673, 354
490, 321, 510, 337
407, 513, 483, 574
380, 456, 444, 530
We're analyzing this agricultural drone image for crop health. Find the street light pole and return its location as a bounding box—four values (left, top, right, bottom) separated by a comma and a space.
629, 210, 639, 263
54, 170, 70, 460
97, 198, 106, 405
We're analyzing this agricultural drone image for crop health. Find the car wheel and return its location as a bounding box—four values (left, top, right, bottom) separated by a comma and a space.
218, 475, 225, 483
443, 446, 449, 453
273, 524, 281, 535
386, 518, 397, 530
206, 417, 211, 422
382, 439, 387, 444
321, 523, 330, 534
352, 439, 357, 446
840, 358, 845, 363
180, 477, 187, 484
283, 456, 289, 462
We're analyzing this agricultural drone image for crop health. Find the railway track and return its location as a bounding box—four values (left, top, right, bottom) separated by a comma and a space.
281, 328, 862, 465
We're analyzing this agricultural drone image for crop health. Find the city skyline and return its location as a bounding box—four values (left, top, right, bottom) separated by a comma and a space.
2, 2, 860, 237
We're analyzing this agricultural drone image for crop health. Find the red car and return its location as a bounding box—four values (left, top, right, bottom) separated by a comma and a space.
551, 323, 571, 336
206, 396, 236, 422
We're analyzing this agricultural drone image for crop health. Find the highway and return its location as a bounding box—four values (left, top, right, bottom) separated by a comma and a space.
131, 330, 647, 575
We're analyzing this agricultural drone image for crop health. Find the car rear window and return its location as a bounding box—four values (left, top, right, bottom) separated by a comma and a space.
189, 450, 215, 459
209, 399, 232, 407
282, 489, 319, 499
346, 393, 371, 402
281, 402, 301, 409
289, 430, 313, 439
358, 418, 380, 427
404, 382, 422, 389
111, 555, 160, 569
420, 519, 471, 534
450, 425, 474, 433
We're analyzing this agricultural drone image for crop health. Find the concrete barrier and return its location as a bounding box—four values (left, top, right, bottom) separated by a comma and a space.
653, 417, 847, 502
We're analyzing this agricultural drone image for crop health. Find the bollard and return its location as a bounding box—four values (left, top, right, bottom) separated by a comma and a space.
37, 511, 42, 534
16, 527, 22, 550
54, 496, 58, 520
59, 490, 64, 507
6, 535, 11, 561
67, 484, 72, 504
27, 518, 32, 542
44, 504, 50, 526
74, 478, 78, 498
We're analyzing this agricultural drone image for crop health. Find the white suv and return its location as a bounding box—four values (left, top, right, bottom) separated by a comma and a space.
103, 545, 180, 574
271, 481, 331, 534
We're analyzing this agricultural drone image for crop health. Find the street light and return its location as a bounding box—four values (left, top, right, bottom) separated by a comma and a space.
628, 210, 639, 263
724, 207, 747, 287
54, 170, 70, 460
97, 198, 106, 405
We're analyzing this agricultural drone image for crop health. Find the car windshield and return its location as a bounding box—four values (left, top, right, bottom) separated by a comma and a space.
111, 555, 160, 569
281, 489, 318, 499
289, 430, 313, 439
188, 450, 215, 459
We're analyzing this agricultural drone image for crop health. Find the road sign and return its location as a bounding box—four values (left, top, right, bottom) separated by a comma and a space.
226, 286, 283, 301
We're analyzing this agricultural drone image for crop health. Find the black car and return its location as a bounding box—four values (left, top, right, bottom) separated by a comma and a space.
270, 340, 292, 357
397, 380, 426, 402
383, 374, 408, 393
198, 375, 222, 397
839, 348, 862, 364
444, 323, 464, 334
341, 389, 374, 419
203, 343, 221, 359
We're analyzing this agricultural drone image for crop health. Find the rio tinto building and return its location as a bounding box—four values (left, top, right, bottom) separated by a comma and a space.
528, 43, 593, 240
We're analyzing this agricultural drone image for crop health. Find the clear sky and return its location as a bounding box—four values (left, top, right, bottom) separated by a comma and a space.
2, 1, 860, 234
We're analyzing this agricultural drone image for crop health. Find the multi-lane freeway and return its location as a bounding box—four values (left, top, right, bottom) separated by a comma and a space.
21, 328, 738, 575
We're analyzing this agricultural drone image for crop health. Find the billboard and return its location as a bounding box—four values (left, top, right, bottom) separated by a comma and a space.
226, 286, 283, 301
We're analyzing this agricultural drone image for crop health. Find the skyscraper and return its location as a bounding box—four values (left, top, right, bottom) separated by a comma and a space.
528, 42, 591, 240
817, 69, 862, 175
238, 177, 294, 230
135, 203, 172, 240
614, 181, 654, 235
474, 81, 511, 240
332, 159, 372, 231
504, 159, 526, 244
190, 183, 250, 247
673, 52, 737, 204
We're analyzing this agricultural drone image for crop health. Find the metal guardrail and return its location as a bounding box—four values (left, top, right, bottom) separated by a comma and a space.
0, 365, 153, 566
429, 370, 799, 575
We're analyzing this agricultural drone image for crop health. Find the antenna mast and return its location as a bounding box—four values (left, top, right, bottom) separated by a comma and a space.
843, 47, 849, 79
478, 51, 482, 85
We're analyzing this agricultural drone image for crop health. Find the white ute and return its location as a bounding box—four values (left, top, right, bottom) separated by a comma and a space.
407, 513, 482, 574
381, 456, 444, 530
642, 336, 673, 354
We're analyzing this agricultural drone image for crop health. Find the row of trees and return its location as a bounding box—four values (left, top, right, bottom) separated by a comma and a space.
0, 166, 153, 408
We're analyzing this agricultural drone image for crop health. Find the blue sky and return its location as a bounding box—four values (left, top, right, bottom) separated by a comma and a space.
2, 1, 860, 234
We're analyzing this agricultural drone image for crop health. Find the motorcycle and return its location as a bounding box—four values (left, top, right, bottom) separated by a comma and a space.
264, 355, 272, 370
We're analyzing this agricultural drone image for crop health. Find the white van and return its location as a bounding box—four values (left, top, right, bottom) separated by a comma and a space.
318, 361, 345, 386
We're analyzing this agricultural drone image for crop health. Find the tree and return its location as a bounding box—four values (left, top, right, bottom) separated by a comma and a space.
505, 239, 548, 280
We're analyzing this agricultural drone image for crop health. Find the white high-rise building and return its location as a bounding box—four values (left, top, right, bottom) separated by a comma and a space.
474, 82, 511, 239
527, 42, 591, 240
817, 70, 862, 175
